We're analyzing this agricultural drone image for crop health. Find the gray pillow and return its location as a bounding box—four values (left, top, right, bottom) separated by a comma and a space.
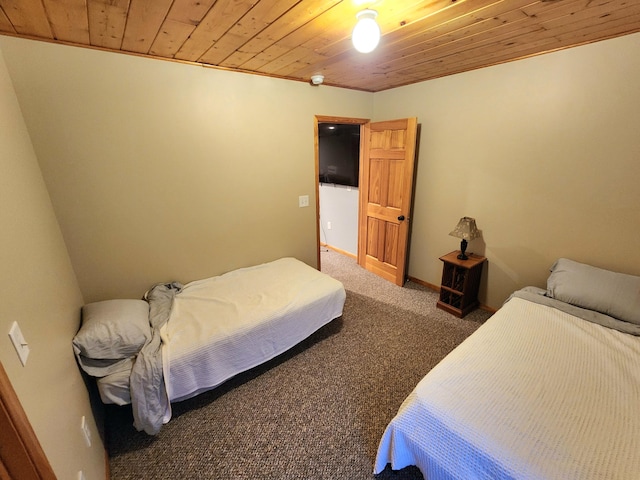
73, 299, 151, 360
547, 258, 640, 325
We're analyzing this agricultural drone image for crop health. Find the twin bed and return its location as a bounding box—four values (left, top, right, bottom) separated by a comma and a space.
72, 257, 346, 434
375, 258, 640, 479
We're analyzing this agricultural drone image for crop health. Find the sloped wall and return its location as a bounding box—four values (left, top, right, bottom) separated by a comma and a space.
0, 46, 105, 480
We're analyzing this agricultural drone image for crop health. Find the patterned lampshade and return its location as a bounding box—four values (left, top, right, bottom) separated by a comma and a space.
449, 217, 480, 260
449, 217, 480, 241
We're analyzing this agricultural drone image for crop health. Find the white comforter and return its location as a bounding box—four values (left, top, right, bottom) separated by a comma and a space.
161, 257, 345, 411
375, 296, 640, 479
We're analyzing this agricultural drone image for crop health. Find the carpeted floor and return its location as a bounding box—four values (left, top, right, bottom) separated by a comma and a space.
106, 250, 492, 479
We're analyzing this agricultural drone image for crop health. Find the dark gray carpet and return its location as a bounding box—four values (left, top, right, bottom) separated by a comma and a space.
106, 250, 492, 479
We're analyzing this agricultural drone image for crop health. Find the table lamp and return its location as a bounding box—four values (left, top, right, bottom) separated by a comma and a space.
449, 217, 480, 260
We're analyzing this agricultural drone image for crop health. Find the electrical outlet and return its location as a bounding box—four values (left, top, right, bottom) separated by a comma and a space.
327, 221, 332, 230
298, 195, 309, 207
81, 416, 91, 447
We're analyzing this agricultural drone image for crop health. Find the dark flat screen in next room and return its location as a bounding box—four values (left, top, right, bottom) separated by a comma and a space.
318, 123, 360, 188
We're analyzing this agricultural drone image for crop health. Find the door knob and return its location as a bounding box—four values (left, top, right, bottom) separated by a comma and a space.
397, 215, 405, 221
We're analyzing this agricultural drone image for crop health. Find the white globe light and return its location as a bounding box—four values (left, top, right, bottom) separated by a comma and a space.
352, 9, 381, 54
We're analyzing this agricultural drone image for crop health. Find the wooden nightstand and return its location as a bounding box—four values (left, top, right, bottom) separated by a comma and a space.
436, 251, 486, 318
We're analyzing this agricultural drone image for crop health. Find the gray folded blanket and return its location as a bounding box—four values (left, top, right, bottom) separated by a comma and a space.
130, 282, 183, 435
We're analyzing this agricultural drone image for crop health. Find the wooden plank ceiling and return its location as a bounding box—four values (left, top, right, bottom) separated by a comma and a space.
0, 0, 639, 92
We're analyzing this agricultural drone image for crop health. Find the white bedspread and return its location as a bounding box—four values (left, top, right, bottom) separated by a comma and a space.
375, 296, 640, 479
161, 257, 345, 407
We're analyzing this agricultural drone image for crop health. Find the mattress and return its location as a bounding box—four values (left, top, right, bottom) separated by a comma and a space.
97, 257, 345, 408
375, 296, 640, 479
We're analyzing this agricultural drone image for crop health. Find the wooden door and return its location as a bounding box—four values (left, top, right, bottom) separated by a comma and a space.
0, 362, 56, 480
358, 118, 418, 285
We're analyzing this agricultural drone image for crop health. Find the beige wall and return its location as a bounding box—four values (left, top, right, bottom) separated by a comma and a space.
0, 48, 105, 480
374, 32, 640, 308
1, 33, 638, 310
0, 36, 372, 303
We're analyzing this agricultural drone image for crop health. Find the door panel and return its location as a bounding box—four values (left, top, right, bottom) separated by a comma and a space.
358, 117, 418, 286
384, 223, 399, 265
388, 159, 404, 208
368, 159, 383, 204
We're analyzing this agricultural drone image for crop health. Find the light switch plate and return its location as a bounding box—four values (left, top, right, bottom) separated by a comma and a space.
298, 195, 310, 207
8, 321, 29, 366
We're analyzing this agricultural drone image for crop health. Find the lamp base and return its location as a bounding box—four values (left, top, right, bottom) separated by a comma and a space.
457, 239, 469, 260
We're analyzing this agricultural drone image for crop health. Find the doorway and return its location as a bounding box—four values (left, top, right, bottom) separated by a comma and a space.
314, 116, 419, 286
314, 116, 369, 270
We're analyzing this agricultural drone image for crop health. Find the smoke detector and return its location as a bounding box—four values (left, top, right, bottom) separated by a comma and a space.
310, 74, 324, 86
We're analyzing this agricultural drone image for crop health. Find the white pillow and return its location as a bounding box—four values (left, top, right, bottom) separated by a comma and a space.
547, 258, 640, 325
73, 299, 151, 360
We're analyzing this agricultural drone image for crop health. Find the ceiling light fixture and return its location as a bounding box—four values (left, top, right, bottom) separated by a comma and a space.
352, 9, 381, 53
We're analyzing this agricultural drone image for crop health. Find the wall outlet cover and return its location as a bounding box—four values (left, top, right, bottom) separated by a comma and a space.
81, 416, 92, 447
